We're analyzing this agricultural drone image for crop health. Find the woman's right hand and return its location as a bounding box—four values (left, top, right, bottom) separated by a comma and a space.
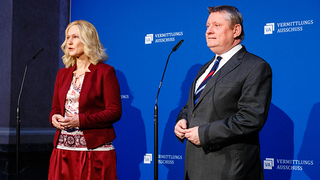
52, 114, 65, 130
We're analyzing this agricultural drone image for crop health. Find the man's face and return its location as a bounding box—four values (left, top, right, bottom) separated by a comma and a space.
206, 12, 239, 55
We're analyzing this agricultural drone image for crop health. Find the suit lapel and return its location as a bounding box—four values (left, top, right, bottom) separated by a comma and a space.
194, 47, 247, 108
190, 58, 215, 108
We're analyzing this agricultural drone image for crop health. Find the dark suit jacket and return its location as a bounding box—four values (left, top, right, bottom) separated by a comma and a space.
177, 46, 272, 180
49, 62, 122, 149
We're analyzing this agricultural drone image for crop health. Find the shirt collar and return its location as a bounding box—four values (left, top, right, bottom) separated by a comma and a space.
219, 44, 242, 61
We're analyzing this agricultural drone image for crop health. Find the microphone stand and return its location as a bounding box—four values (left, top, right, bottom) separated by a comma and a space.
16, 48, 44, 180
154, 40, 183, 180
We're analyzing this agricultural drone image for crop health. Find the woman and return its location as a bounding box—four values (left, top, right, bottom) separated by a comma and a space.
48, 20, 122, 180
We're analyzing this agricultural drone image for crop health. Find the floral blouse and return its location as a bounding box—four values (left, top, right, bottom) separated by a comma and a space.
56, 73, 114, 151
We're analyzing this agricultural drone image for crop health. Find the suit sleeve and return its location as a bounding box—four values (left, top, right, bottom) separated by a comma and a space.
198, 60, 272, 153
176, 104, 189, 123
175, 104, 189, 143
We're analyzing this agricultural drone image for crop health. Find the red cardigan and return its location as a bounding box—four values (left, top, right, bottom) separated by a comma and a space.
49, 62, 122, 149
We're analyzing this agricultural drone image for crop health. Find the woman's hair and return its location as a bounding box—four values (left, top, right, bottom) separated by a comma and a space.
208, 5, 244, 40
61, 20, 108, 68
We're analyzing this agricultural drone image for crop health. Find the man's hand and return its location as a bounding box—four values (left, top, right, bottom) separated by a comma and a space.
174, 119, 187, 139
185, 126, 200, 145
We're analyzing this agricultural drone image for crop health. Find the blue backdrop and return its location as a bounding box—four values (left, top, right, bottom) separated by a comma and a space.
71, 1, 320, 179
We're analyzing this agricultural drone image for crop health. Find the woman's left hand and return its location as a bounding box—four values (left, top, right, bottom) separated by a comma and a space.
59, 113, 80, 130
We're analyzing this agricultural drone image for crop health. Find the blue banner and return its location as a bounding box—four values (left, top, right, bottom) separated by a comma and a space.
71, 1, 320, 179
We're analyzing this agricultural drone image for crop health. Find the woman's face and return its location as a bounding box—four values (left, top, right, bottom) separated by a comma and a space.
66, 25, 85, 59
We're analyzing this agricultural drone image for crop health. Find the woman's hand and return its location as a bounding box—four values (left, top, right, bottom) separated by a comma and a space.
59, 113, 80, 129
51, 114, 65, 130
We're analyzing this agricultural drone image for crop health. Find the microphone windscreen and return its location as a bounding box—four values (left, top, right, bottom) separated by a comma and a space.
172, 39, 184, 51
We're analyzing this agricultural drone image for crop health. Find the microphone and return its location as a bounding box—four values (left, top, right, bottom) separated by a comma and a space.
155, 39, 184, 104
32, 48, 44, 59
16, 48, 44, 180
154, 39, 183, 180
17, 48, 44, 108
172, 39, 184, 52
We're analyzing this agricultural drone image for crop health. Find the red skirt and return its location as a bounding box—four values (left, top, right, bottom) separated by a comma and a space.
48, 148, 117, 180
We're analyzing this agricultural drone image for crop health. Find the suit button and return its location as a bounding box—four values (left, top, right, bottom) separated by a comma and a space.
192, 114, 195, 118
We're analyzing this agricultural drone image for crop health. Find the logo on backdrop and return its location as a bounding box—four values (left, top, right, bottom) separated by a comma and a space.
145, 31, 184, 44
264, 23, 275, 34
143, 153, 183, 164
144, 153, 153, 164
264, 158, 274, 169
264, 19, 313, 35
145, 34, 154, 44
263, 157, 314, 171
158, 154, 183, 165
120, 94, 129, 99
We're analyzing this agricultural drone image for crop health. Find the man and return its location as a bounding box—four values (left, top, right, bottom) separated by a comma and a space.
174, 5, 272, 180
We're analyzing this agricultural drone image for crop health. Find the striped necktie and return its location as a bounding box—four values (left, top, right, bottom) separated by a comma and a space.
194, 56, 222, 104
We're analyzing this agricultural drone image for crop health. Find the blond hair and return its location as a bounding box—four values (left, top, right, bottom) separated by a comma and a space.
61, 20, 108, 68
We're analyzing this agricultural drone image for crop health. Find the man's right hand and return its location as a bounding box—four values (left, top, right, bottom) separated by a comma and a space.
174, 119, 188, 139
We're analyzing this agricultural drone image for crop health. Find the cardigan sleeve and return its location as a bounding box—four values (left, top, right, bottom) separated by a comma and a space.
49, 69, 63, 127
78, 65, 122, 129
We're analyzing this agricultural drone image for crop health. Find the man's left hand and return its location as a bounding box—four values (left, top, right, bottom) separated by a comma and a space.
185, 126, 200, 145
